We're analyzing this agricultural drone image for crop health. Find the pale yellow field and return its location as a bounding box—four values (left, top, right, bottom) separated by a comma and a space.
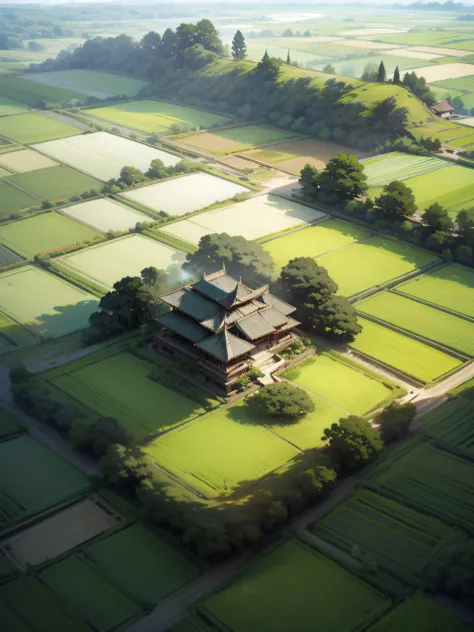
407, 63, 474, 83
386, 48, 442, 60
336, 39, 397, 50
411, 45, 472, 58
0, 148, 57, 173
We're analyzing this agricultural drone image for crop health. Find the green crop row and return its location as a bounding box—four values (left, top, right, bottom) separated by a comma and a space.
421, 398, 474, 457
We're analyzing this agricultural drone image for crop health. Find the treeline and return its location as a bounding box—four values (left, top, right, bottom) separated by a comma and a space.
301, 153, 474, 267
30, 20, 225, 77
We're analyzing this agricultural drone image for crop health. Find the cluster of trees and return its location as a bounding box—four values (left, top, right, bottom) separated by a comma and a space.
449, 95, 474, 117
251, 382, 315, 421
360, 62, 435, 107
30, 19, 225, 77
102, 158, 195, 195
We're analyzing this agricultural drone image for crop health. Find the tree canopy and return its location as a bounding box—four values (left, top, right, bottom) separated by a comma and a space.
375, 180, 417, 221
323, 415, 383, 472
250, 382, 315, 421
231, 30, 247, 60
422, 203, 454, 232
377, 401, 417, 443
300, 153, 368, 202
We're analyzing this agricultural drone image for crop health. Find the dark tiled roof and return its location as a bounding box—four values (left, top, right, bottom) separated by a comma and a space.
156, 311, 208, 343
160, 287, 225, 332
195, 328, 255, 361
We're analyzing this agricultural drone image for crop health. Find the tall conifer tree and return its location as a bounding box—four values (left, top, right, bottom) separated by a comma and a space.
231, 29, 247, 60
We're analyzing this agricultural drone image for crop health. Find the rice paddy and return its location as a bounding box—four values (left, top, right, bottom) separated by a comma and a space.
0, 243, 22, 265
0, 112, 81, 144
0, 181, 39, 217
0, 96, 30, 117
35, 131, 180, 181
350, 318, 462, 383
0, 212, 99, 258
122, 172, 249, 216
60, 198, 149, 233
363, 152, 449, 187
357, 292, 474, 356
0, 76, 82, 108
421, 398, 474, 457
315, 236, 438, 297
87, 99, 232, 133
403, 165, 474, 214
57, 234, 186, 289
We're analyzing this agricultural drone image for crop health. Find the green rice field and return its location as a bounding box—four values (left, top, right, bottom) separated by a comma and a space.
450, 376, 474, 400
88, 99, 232, 133
396, 264, 474, 319
0, 407, 21, 439
0, 181, 38, 216
403, 165, 474, 215
312, 489, 462, 586
367, 592, 472, 632
262, 219, 369, 272
0, 113, 81, 144
204, 539, 389, 632
350, 318, 462, 382
5, 166, 101, 203
357, 292, 474, 356
0, 575, 91, 632
0, 434, 90, 530
0, 311, 37, 354
315, 236, 438, 297
39, 555, 140, 632
421, 398, 474, 457
85, 523, 198, 603
433, 74, 474, 94
0, 96, 30, 117
0, 243, 22, 265
363, 152, 449, 187
50, 352, 200, 440
283, 354, 394, 415
0, 76, 82, 107
365, 441, 474, 533
24, 69, 148, 98
0, 212, 98, 258
145, 402, 298, 498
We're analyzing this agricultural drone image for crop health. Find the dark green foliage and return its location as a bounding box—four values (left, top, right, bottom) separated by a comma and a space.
255, 50, 281, 82
375, 180, 417, 221
323, 415, 383, 473
457, 208, 474, 247
250, 382, 315, 421
183, 233, 274, 285
371, 96, 409, 138
317, 153, 368, 201
231, 30, 247, 61
377, 60, 386, 83
361, 62, 378, 82
323, 63, 336, 74
377, 401, 417, 443
403, 70, 436, 106
393, 65, 401, 85
429, 540, 474, 607
419, 136, 442, 151
70, 416, 131, 456
100, 444, 150, 488
422, 203, 454, 232
119, 166, 147, 186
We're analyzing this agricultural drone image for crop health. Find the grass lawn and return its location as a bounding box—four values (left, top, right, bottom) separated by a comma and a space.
39, 556, 140, 632
145, 403, 299, 498
24, 69, 148, 98
88, 99, 232, 133
0, 212, 98, 258
205, 539, 389, 632
362, 152, 449, 187
315, 236, 438, 297
396, 264, 474, 319
85, 523, 198, 603
50, 352, 200, 440
284, 354, 394, 415
403, 165, 474, 215
0, 266, 99, 339
313, 490, 461, 586
0, 96, 30, 116
357, 292, 474, 357
262, 219, 369, 272
367, 593, 472, 632
0, 434, 90, 530
5, 166, 100, 203
350, 318, 462, 383
0, 181, 38, 217
0, 113, 81, 144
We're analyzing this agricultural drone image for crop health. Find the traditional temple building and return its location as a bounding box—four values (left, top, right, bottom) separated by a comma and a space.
154, 267, 299, 393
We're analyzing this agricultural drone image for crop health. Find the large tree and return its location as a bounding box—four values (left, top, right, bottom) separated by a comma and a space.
323, 415, 383, 473
377, 60, 386, 82
422, 203, 454, 233
255, 50, 281, 81
317, 153, 368, 201
457, 208, 474, 247
231, 30, 247, 60
183, 233, 274, 285
250, 382, 315, 421
375, 180, 417, 221
393, 65, 401, 84
377, 401, 417, 443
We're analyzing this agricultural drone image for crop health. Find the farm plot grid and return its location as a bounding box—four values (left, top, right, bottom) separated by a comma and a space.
50, 352, 201, 440
365, 441, 474, 533
160, 194, 326, 245
421, 398, 474, 457
0, 266, 99, 340
34, 131, 181, 182
87, 99, 232, 133
263, 219, 370, 272
0, 212, 98, 259
0, 113, 81, 144
350, 318, 462, 383
204, 539, 389, 632
315, 236, 438, 297
0, 181, 39, 217
0, 434, 90, 531
60, 198, 149, 233
284, 354, 394, 415
84, 523, 198, 604
312, 489, 462, 586
357, 292, 474, 357
0, 147, 57, 173
122, 172, 249, 216
39, 555, 141, 632
57, 234, 186, 290
145, 402, 299, 498
4, 166, 101, 203
172, 125, 297, 155
403, 164, 474, 215
363, 152, 449, 188
22, 69, 148, 99
396, 264, 474, 319
2, 495, 123, 568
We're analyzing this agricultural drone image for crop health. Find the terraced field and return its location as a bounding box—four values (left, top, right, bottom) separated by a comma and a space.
363, 152, 449, 187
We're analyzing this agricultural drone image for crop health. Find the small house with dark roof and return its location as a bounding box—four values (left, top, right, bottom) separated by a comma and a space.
154, 266, 299, 393
432, 99, 455, 119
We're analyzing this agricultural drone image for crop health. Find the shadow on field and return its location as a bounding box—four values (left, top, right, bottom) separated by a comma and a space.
31, 300, 99, 339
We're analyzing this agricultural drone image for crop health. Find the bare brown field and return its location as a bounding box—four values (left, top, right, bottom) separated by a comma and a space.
241, 138, 367, 175
173, 131, 244, 153
220, 155, 260, 170
1, 495, 123, 568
